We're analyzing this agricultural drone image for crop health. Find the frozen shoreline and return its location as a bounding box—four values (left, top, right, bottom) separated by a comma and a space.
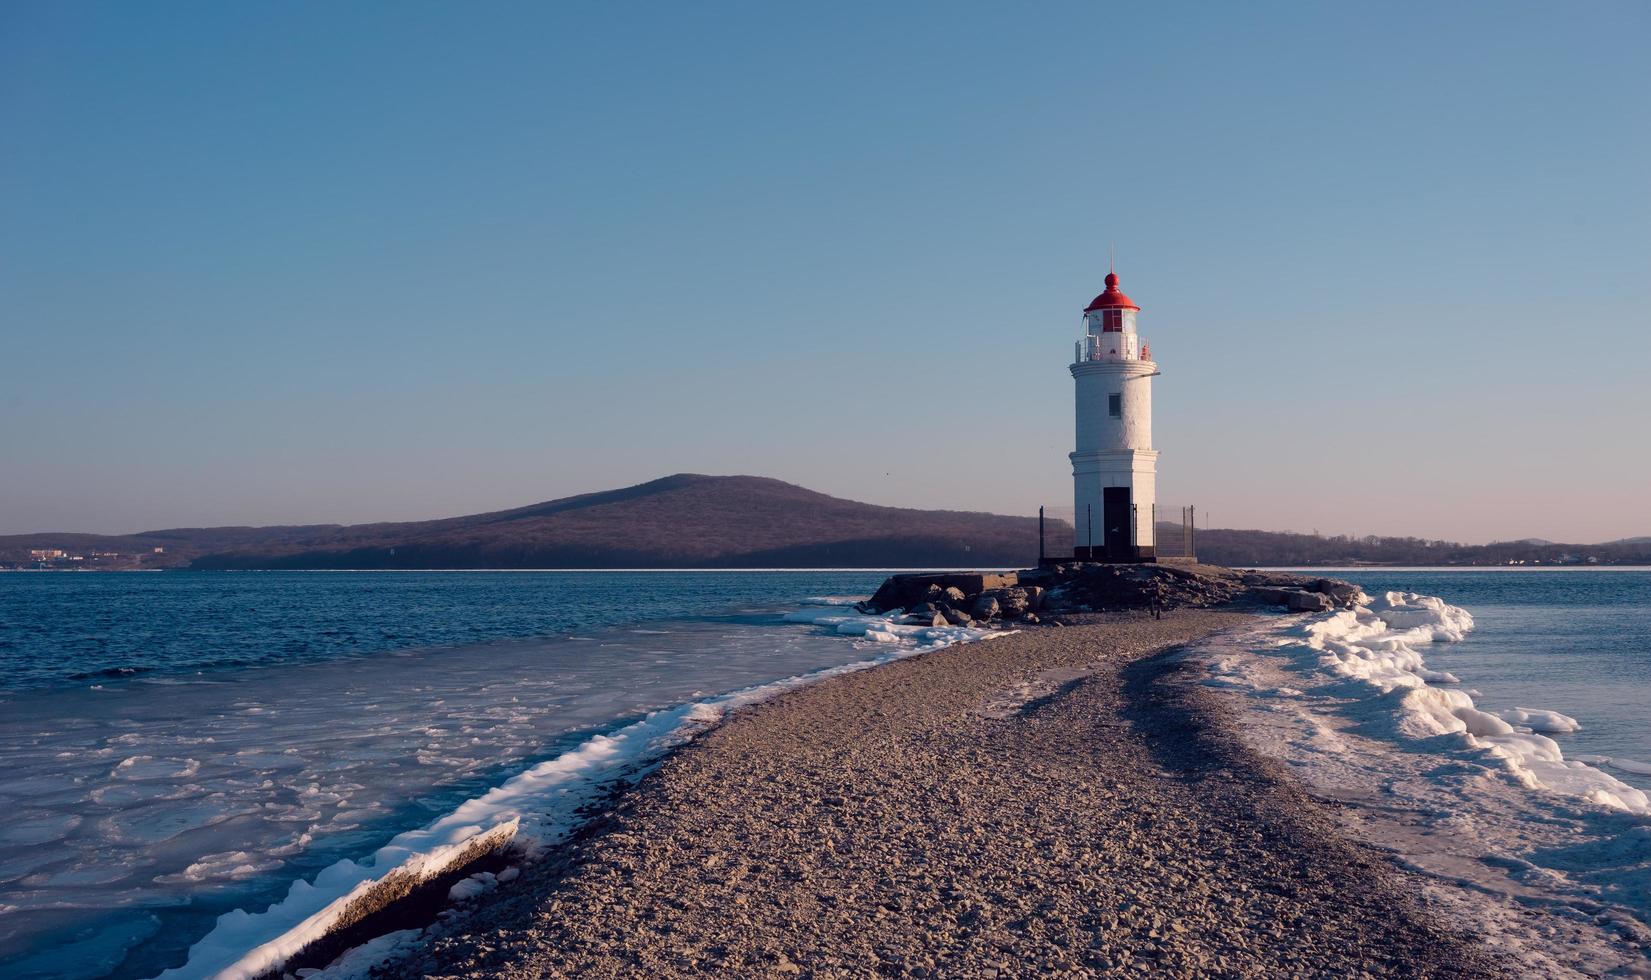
1190, 592, 1651, 975
152, 602, 1003, 980
1, 571, 941, 979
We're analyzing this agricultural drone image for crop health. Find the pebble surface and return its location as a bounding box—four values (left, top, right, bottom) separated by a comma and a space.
404, 611, 1504, 978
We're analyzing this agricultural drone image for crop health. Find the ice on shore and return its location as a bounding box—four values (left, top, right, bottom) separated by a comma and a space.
782, 605, 999, 648
156, 605, 1003, 980
1300, 592, 1646, 813
4, 597, 975, 979
1493, 706, 1582, 733
305, 928, 421, 980
1195, 593, 1651, 973
446, 871, 497, 902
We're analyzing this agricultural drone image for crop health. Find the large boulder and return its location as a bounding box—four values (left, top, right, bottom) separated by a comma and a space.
861, 573, 1017, 613
942, 608, 974, 627
1016, 568, 1059, 588
863, 580, 907, 613
1286, 591, 1334, 612
980, 588, 1030, 619
1309, 578, 1362, 606
970, 595, 1001, 621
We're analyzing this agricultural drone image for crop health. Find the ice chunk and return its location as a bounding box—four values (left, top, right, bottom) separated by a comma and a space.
1493, 707, 1582, 733
446, 871, 496, 902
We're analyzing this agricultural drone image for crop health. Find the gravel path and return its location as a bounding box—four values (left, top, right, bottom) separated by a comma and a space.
404, 611, 1503, 978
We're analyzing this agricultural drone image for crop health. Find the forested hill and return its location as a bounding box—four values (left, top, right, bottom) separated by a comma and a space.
0, 475, 1041, 569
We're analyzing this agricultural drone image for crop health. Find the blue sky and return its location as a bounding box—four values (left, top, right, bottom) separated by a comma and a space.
3, 1, 1648, 542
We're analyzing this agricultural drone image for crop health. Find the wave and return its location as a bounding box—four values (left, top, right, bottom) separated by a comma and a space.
67, 665, 155, 681
155, 609, 1004, 980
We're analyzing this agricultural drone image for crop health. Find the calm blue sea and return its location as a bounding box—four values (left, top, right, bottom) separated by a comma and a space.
0, 568, 1645, 978
0, 571, 890, 691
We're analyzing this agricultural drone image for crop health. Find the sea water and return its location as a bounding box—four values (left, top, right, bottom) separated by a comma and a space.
0, 571, 919, 979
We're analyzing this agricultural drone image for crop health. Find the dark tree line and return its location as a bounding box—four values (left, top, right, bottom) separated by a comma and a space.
1186, 527, 1649, 567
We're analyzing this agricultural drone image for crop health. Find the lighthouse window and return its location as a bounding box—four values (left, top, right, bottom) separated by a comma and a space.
1108, 394, 1122, 418
1101, 309, 1124, 331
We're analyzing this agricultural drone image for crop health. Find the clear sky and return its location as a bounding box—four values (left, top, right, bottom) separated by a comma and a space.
3, 1, 1648, 543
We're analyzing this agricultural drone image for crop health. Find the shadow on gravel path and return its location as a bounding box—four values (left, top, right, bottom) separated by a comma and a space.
1120, 643, 1288, 783
1118, 636, 1510, 978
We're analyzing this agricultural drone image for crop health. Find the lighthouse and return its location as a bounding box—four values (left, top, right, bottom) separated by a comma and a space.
1070, 267, 1158, 560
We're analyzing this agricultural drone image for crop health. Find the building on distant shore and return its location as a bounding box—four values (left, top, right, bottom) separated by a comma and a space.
1070, 264, 1159, 560
29, 549, 66, 561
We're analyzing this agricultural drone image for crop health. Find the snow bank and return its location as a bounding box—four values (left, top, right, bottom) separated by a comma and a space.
1300, 592, 1648, 814
1192, 592, 1651, 971
155, 820, 519, 980
156, 607, 1004, 980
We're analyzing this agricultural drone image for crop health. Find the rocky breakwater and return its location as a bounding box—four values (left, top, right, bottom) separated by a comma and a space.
859, 564, 1363, 625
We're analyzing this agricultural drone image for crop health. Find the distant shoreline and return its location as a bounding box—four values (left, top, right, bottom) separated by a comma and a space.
9, 563, 1651, 574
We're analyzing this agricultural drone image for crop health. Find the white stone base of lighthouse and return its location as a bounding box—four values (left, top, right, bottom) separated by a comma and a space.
1070, 450, 1158, 561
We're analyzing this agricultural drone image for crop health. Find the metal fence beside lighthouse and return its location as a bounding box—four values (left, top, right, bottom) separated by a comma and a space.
1038, 504, 1198, 564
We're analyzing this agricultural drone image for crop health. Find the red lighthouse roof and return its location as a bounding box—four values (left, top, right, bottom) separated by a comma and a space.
1083, 272, 1139, 312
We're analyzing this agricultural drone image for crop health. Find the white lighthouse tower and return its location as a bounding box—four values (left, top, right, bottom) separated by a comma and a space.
1070, 266, 1158, 560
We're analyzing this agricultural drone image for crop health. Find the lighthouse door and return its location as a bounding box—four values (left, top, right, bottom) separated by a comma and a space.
1103, 487, 1132, 560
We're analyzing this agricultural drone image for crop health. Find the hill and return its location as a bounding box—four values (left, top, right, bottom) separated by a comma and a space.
0, 475, 1041, 569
